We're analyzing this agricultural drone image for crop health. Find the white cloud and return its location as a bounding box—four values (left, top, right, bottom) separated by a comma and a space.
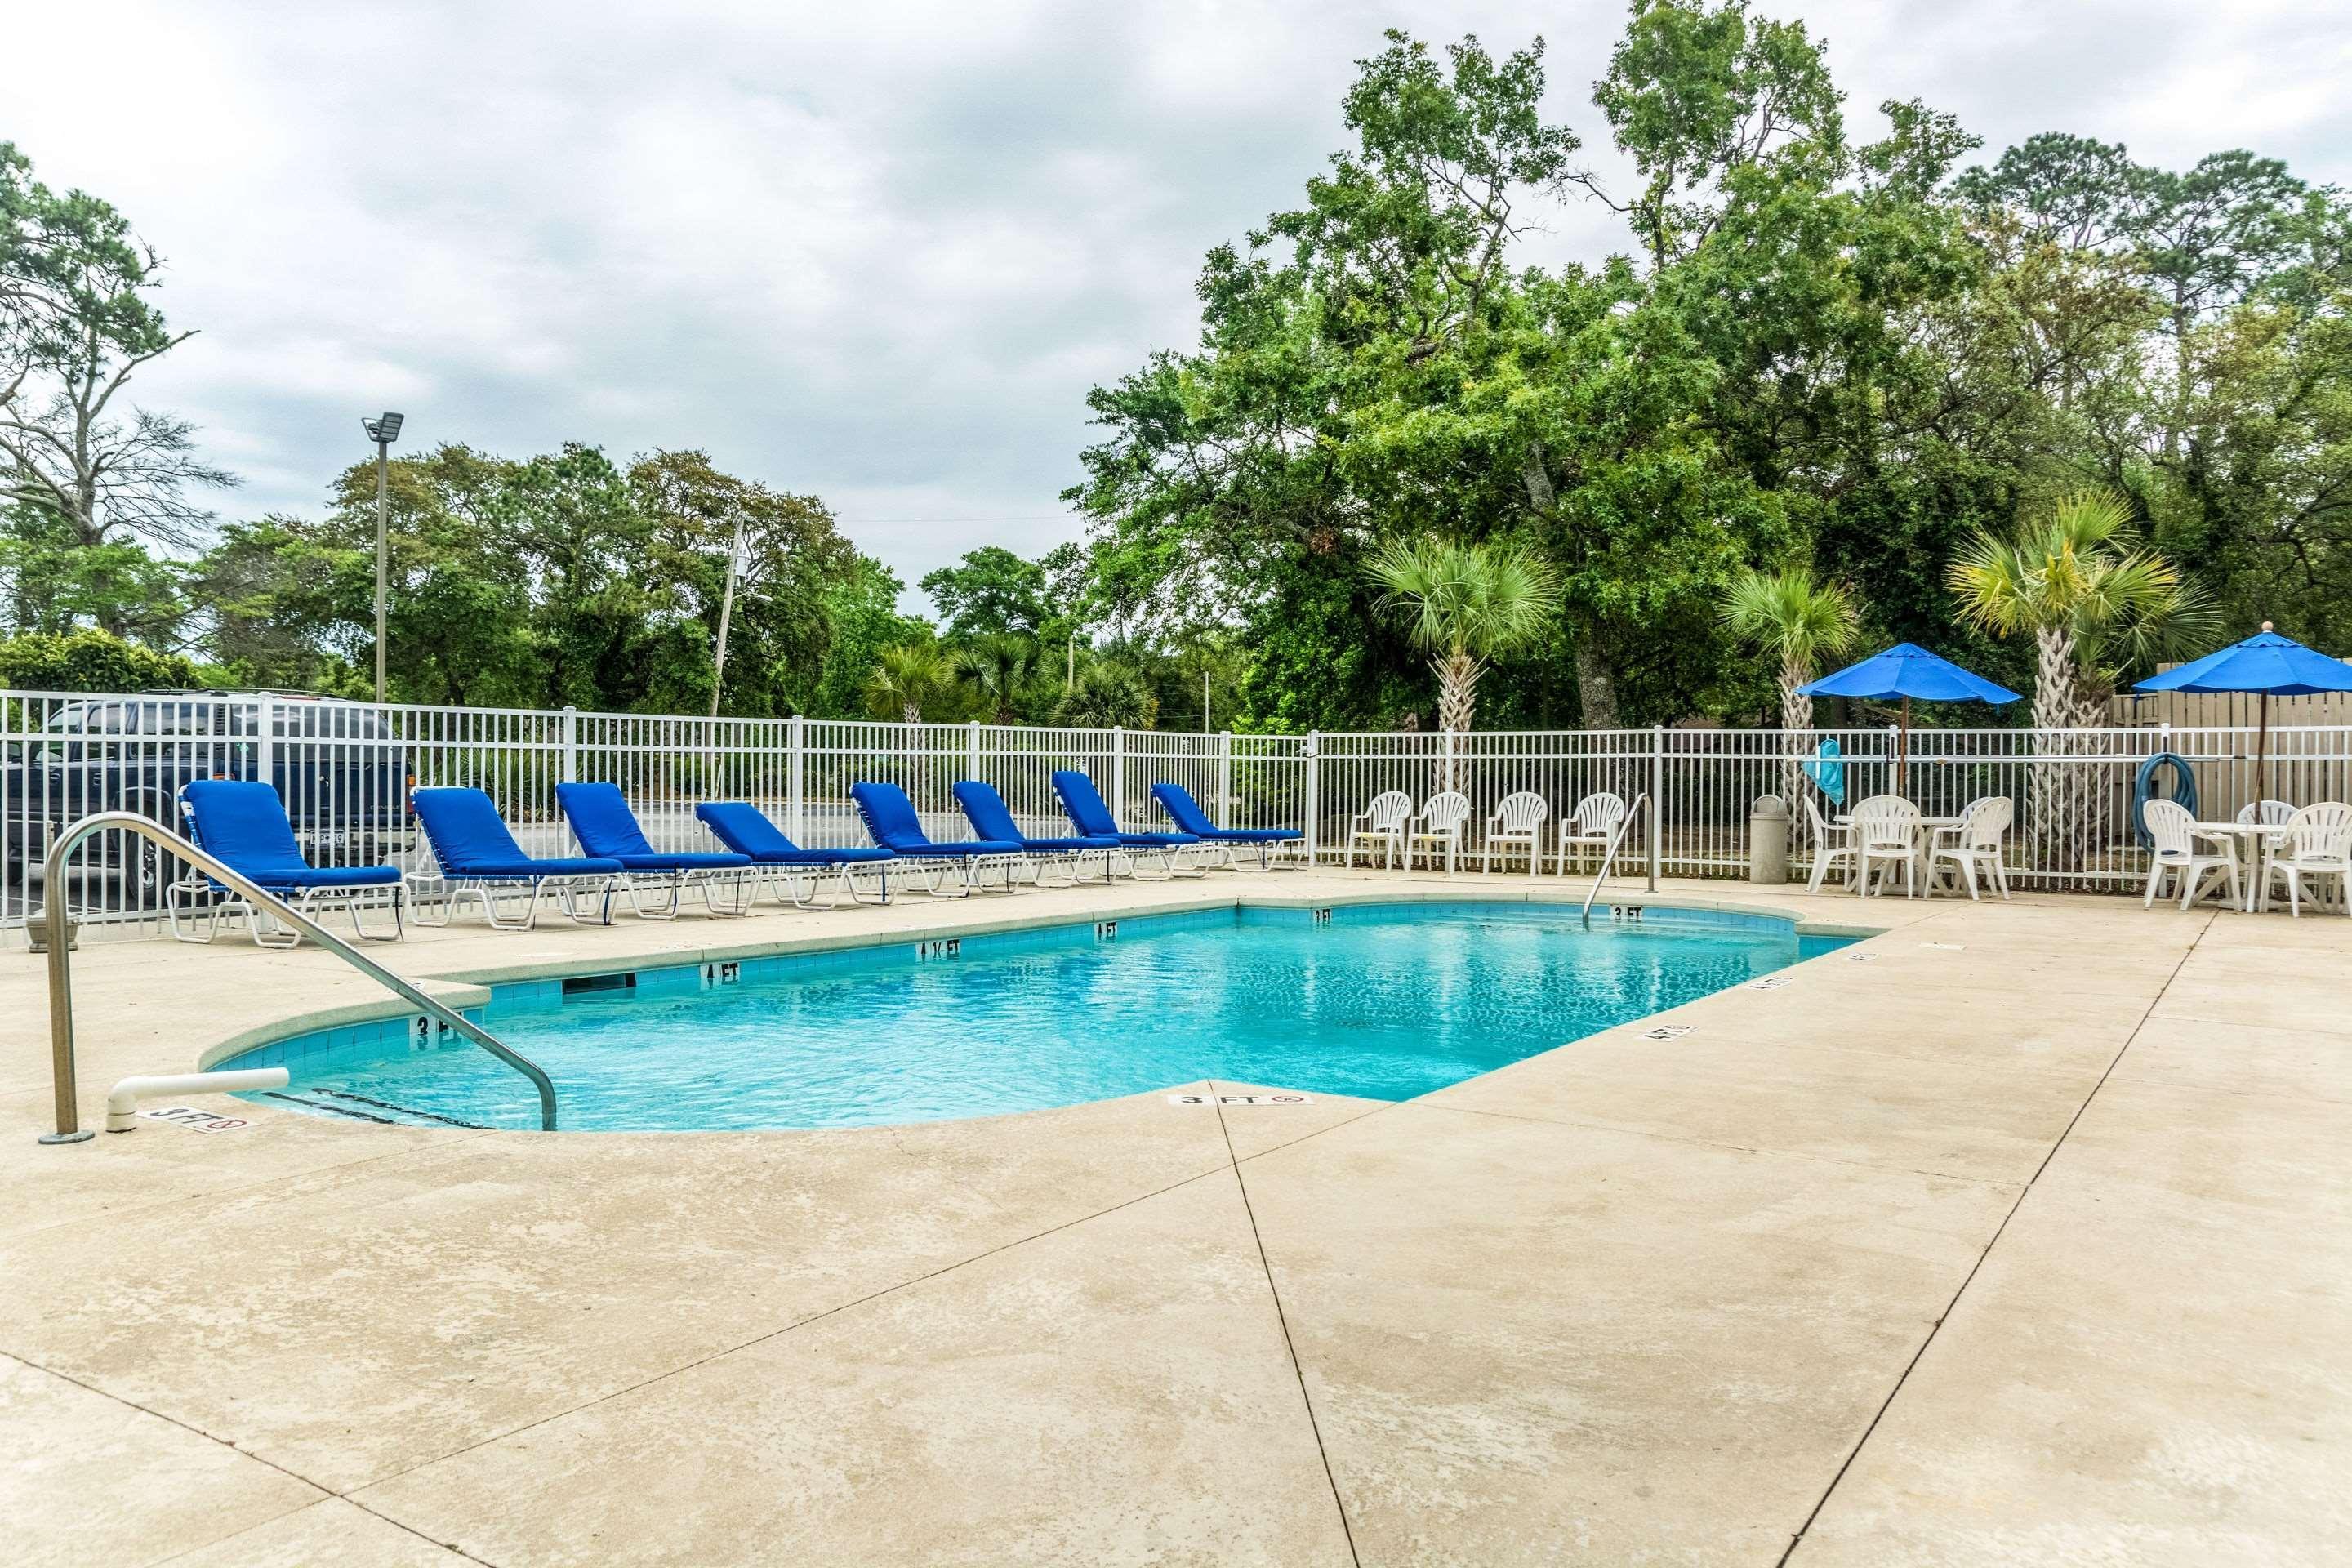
7, 0, 2345, 609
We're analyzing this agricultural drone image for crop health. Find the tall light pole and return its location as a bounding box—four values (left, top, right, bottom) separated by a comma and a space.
710, 516, 749, 719
362, 412, 404, 703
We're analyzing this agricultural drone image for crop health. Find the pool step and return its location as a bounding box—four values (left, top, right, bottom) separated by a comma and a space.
260, 1089, 491, 1130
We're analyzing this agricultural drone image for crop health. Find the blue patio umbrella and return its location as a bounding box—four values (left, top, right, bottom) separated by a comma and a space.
2134, 621, 2352, 795
1798, 642, 2023, 793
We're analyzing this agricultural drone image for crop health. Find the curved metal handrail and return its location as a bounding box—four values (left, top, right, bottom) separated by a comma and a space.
37, 810, 557, 1142
1580, 792, 1649, 928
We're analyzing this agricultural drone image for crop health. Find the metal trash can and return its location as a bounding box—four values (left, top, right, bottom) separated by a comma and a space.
1748, 795, 1789, 885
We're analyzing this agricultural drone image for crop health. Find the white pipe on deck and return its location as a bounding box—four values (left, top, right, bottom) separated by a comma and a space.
105, 1069, 291, 1133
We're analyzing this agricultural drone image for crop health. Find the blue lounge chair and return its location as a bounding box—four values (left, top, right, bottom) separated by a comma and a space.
1149, 782, 1307, 871
694, 802, 894, 908
953, 781, 1118, 887
849, 781, 1022, 897
555, 782, 752, 919
410, 786, 626, 930
171, 778, 405, 947
1049, 769, 1202, 880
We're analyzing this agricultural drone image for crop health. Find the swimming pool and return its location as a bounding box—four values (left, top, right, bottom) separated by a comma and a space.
227, 902, 1849, 1133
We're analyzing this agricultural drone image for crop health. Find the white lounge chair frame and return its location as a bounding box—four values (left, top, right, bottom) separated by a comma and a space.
1405, 791, 1472, 872
1851, 795, 1922, 898
167, 875, 405, 949
410, 871, 620, 932
1802, 792, 1854, 893
2258, 802, 2352, 917
1556, 792, 1628, 877
2140, 797, 2240, 910
1346, 791, 1414, 869
1927, 795, 2012, 901
1480, 791, 1548, 874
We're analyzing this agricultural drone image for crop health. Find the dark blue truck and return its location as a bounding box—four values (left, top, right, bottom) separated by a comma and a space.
2, 691, 412, 911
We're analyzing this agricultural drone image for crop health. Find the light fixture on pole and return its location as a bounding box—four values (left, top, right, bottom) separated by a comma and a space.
362, 412, 405, 704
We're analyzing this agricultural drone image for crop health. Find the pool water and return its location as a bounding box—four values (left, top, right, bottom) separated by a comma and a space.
233, 903, 1847, 1133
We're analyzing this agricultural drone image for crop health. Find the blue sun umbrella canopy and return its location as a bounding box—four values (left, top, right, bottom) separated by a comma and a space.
2132, 625, 2352, 697
1797, 643, 2024, 706
2134, 624, 2352, 797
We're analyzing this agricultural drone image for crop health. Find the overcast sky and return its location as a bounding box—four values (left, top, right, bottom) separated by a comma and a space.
10, 0, 2349, 610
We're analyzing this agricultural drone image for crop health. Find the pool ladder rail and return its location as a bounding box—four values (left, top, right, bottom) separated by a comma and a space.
35, 810, 559, 1143
1579, 792, 1649, 929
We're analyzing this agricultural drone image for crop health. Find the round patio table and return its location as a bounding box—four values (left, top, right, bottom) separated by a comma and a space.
2190, 820, 2295, 913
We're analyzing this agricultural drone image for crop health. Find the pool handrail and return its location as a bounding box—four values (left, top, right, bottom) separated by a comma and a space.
1579, 792, 1648, 928
37, 810, 558, 1143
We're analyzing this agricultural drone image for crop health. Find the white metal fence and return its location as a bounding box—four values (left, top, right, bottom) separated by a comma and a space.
7, 687, 2350, 942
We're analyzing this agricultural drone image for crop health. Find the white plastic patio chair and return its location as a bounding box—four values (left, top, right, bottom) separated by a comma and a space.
1405, 791, 1473, 873
2238, 799, 2297, 826
1557, 791, 1628, 876
2141, 797, 2240, 911
1480, 791, 1548, 874
1850, 795, 1922, 898
1344, 790, 1413, 870
2258, 802, 2352, 918
1927, 795, 2012, 901
1802, 792, 1854, 893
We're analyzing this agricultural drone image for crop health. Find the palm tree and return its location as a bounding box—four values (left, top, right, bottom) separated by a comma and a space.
953, 633, 1037, 725
1718, 567, 1861, 808
1948, 492, 2216, 730
863, 644, 957, 725
1053, 657, 1155, 729
1949, 491, 2216, 864
1365, 537, 1563, 737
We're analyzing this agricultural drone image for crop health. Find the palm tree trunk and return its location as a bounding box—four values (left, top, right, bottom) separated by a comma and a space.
2029, 626, 2096, 874
902, 701, 920, 726
1779, 654, 1813, 814
1435, 648, 1479, 791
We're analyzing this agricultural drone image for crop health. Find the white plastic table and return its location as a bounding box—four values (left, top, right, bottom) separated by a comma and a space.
2191, 821, 2292, 912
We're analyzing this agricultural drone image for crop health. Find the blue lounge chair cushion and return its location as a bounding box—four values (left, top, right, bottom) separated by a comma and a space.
953, 781, 1118, 854
557, 782, 750, 874
695, 803, 897, 866
180, 779, 402, 892
1050, 771, 1201, 848
1150, 782, 1305, 843
851, 782, 1021, 858
412, 787, 625, 881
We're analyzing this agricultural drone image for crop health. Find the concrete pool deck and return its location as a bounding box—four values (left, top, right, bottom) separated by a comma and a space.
2, 871, 2345, 1565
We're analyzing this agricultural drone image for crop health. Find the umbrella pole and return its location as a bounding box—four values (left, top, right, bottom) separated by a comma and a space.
1899, 697, 1910, 796
2257, 690, 2270, 807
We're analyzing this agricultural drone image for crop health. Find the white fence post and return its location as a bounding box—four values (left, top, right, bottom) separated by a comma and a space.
1648, 723, 1663, 892
1218, 729, 1233, 817
1110, 727, 1126, 826
1441, 727, 1455, 795
967, 719, 982, 786
789, 713, 806, 841
561, 705, 578, 783
1304, 731, 1321, 864
255, 691, 276, 791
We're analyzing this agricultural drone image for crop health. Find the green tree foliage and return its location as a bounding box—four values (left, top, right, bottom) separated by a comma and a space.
921, 546, 1053, 639
1365, 537, 1562, 733
0, 626, 195, 692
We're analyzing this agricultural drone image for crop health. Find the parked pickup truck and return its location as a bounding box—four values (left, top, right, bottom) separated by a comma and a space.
2, 691, 412, 911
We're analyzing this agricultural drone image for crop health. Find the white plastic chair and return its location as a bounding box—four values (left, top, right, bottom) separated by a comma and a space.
1850, 795, 1922, 898
1557, 791, 1628, 876
1345, 791, 1413, 869
1802, 793, 1854, 893
1405, 791, 1473, 873
1481, 791, 1548, 874
2259, 802, 2352, 918
1928, 795, 2012, 901
2141, 797, 2240, 910
2238, 799, 2297, 826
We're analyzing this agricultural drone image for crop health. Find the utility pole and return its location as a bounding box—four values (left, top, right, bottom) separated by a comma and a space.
710, 516, 748, 719
362, 412, 404, 704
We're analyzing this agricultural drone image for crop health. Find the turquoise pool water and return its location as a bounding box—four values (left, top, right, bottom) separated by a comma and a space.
229, 902, 1847, 1133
